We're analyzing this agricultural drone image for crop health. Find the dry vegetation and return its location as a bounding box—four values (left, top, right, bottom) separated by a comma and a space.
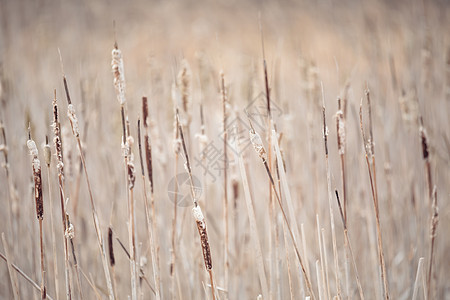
0, 0, 449, 299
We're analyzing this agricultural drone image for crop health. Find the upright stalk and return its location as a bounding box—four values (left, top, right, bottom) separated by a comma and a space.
321, 89, 342, 298
61, 54, 114, 299
27, 131, 46, 299
52, 93, 72, 300
220, 71, 229, 292
360, 89, 389, 300
142, 98, 161, 299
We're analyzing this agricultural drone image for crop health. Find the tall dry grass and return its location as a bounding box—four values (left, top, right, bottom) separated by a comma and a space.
0, 0, 449, 299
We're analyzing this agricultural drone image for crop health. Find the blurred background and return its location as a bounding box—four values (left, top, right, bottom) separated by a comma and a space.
0, 0, 449, 299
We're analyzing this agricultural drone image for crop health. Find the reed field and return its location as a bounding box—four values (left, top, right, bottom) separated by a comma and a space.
0, 0, 449, 299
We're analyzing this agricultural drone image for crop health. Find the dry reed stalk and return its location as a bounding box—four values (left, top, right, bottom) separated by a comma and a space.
0, 248, 57, 300
320, 228, 330, 300
334, 190, 364, 299
52, 92, 72, 300
177, 110, 216, 300
177, 59, 193, 159
1, 233, 19, 300
59, 53, 114, 300
125, 118, 138, 300
114, 234, 156, 295
195, 102, 208, 210
283, 220, 294, 300
316, 215, 326, 300
0, 121, 18, 250
320, 91, 342, 298
274, 149, 294, 300
139, 103, 161, 300
79, 267, 102, 300
233, 125, 269, 299
43, 136, 60, 300
65, 214, 83, 300
111, 41, 137, 300
27, 129, 47, 299
170, 99, 181, 300
336, 98, 351, 298
427, 186, 438, 300
259, 22, 278, 298
220, 71, 229, 293
359, 89, 389, 300
300, 224, 311, 281
412, 257, 425, 300
315, 260, 323, 300
264, 127, 316, 300
274, 144, 284, 300
336, 98, 347, 222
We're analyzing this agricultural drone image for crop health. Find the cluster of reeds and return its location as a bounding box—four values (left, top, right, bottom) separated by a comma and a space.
0, 3, 447, 299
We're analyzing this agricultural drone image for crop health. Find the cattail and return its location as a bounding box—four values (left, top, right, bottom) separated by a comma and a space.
27, 132, 46, 299
336, 110, 345, 155
108, 227, 115, 267
27, 138, 43, 219
365, 87, 375, 155
419, 121, 429, 161
429, 187, 439, 239
52, 91, 72, 300
142, 97, 154, 192
177, 109, 215, 299
111, 44, 126, 105
232, 177, 239, 200
177, 59, 192, 125
60, 50, 115, 299
52, 97, 64, 179
192, 206, 212, 271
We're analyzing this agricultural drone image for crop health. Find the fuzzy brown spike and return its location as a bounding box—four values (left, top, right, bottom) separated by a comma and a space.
142, 97, 153, 193
108, 227, 115, 267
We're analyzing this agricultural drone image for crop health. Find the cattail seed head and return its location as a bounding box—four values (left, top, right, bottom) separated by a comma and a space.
336, 110, 345, 155
27, 138, 43, 220
177, 59, 192, 122
142, 97, 149, 127
192, 205, 212, 270
127, 156, 136, 190
108, 227, 115, 266
232, 177, 239, 200
52, 96, 65, 179
144, 135, 153, 193
419, 122, 429, 160
430, 186, 439, 238
173, 109, 181, 154
112, 46, 126, 105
